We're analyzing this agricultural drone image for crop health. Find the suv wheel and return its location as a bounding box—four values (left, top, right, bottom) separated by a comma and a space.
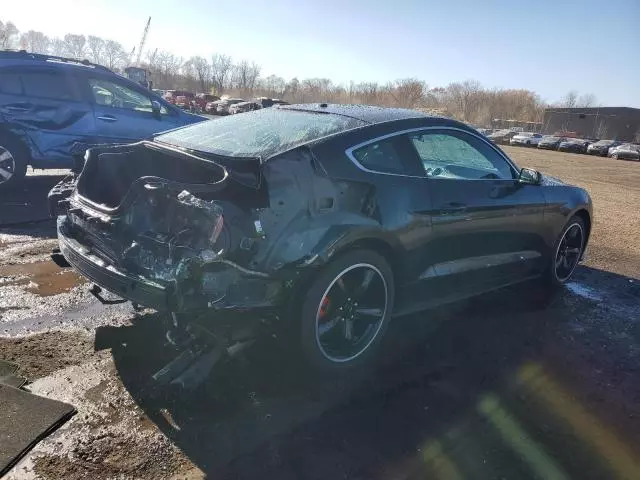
299, 249, 395, 372
0, 138, 28, 191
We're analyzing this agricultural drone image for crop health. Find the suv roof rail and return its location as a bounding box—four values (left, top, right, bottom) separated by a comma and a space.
0, 49, 113, 72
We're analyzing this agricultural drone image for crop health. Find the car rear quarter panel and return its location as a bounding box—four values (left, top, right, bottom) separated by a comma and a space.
251, 147, 405, 274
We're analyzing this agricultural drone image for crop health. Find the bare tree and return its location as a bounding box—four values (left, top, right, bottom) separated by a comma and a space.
63, 34, 87, 59
247, 61, 261, 91
211, 53, 233, 92
560, 90, 579, 108
0, 20, 19, 49
260, 75, 286, 97
390, 78, 426, 108
103, 39, 127, 70
19, 30, 50, 54
187, 56, 211, 91
577, 93, 598, 108
87, 35, 105, 65
50, 37, 66, 56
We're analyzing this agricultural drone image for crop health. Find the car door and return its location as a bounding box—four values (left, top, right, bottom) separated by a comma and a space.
0, 66, 92, 168
407, 128, 547, 292
80, 73, 180, 144
343, 133, 437, 312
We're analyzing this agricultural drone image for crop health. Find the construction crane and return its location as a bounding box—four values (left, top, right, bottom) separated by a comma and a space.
135, 17, 151, 66
125, 17, 153, 89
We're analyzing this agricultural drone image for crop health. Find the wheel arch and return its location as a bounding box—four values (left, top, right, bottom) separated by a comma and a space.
573, 208, 592, 247
0, 127, 32, 163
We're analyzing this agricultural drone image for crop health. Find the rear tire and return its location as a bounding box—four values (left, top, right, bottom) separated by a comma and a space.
298, 249, 394, 372
0, 136, 28, 191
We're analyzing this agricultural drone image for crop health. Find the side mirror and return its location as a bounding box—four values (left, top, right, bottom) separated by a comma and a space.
519, 167, 541, 185
151, 100, 162, 119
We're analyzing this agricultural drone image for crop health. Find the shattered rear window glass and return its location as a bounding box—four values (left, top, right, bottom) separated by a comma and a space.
155, 108, 367, 158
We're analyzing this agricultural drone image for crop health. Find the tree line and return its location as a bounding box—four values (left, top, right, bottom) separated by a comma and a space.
1, 19, 599, 127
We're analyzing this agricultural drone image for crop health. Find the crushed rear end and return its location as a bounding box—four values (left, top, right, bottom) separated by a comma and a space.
51, 141, 285, 315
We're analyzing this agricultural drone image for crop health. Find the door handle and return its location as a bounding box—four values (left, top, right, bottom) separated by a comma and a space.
97, 115, 117, 122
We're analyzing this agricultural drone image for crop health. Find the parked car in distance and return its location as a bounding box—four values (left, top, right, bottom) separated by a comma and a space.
509, 132, 543, 147
229, 101, 261, 114
488, 129, 518, 145
216, 98, 244, 115
537, 136, 566, 150
205, 99, 223, 114
51, 104, 592, 372
253, 97, 291, 108
193, 93, 220, 113
0, 51, 205, 190
587, 139, 620, 156
175, 93, 195, 111
609, 143, 640, 161
163, 90, 192, 105
557, 138, 590, 154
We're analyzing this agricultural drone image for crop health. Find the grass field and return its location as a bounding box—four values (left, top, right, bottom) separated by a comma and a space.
503, 146, 640, 279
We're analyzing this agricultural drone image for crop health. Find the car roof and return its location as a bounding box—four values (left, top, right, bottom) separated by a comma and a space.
0, 50, 113, 72
280, 103, 430, 124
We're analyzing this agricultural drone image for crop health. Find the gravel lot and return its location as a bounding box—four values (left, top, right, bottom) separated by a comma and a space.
1, 147, 639, 479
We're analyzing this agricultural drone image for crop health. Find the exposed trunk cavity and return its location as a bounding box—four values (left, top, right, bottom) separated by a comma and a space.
76, 141, 230, 210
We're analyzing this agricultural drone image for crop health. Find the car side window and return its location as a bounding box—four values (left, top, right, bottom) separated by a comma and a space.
21, 71, 75, 101
351, 137, 411, 175
409, 131, 515, 180
88, 78, 166, 113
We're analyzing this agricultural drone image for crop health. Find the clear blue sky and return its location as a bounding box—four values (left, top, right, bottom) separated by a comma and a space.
4, 0, 639, 106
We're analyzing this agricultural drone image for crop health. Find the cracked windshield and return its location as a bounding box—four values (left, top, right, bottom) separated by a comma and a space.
1, 1, 639, 479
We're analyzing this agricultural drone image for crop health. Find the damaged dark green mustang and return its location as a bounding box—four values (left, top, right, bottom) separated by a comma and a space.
50, 104, 592, 375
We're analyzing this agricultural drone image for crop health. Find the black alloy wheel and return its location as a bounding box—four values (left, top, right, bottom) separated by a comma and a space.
299, 250, 394, 371
0, 139, 28, 191
554, 220, 584, 283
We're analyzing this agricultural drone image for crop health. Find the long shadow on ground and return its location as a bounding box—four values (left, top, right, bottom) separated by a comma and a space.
99, 266, 640, 479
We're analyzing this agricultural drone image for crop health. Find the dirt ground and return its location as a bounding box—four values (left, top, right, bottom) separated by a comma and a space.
1, 150, 639, 479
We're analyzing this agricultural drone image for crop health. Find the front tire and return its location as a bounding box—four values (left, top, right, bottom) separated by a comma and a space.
0, 137, 28, 191
545, 215, 586, 289
299, 249, 394, 372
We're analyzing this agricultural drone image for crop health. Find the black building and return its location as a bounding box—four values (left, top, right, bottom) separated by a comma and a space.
542, 107, 640, 142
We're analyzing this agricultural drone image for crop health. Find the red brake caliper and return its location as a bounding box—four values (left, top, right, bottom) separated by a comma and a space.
318, 296, 330, 322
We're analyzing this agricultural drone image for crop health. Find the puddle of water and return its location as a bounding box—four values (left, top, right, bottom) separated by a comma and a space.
0, 260, 85, 296
566, 282, 603, 301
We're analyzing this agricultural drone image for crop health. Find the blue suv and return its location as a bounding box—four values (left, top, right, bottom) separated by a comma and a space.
0, 51, 206, 189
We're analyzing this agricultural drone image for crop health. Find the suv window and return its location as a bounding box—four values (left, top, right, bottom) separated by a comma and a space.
352, 137, 408, 175
21, 71, 74, 100
409, 130, 515, 180
88, 78, 158, 112
0, 72, 22, 95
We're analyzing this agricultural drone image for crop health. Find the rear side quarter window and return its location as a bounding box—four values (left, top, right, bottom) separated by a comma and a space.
349, 135, 423, 176
20, 70, 76, 101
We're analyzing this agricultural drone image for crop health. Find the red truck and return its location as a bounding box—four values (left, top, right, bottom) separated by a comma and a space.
193, 93, 220, 113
